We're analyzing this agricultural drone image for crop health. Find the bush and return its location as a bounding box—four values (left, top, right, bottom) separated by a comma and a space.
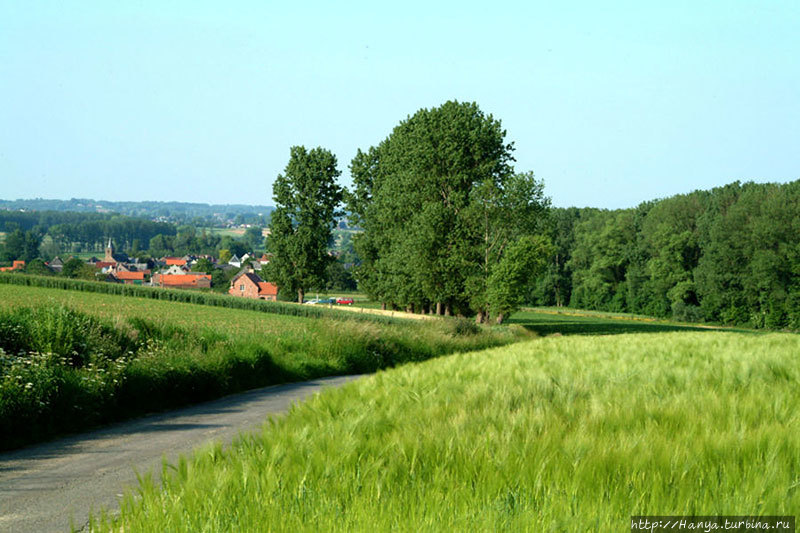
671, 301, 704, 323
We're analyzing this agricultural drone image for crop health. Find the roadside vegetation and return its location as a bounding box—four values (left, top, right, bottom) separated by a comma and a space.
90, 331, 799, 531
0, 284, 524, 451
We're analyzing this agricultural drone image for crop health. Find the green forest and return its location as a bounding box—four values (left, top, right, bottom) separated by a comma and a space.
530, 180, 800, 329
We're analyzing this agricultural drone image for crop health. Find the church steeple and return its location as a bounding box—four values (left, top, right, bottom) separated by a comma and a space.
104, 238, 115, 263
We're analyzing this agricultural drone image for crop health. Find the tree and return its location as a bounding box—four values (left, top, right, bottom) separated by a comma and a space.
218, 249, 232, 264
244, 226, 264, 251
24, 258, 54, 276
192, 257, 214, 273
348, 100, 550, 320
61, 257, 94, 279
267, 146, 343, 303
2, 229, 24, 261
487, 235, 551, 323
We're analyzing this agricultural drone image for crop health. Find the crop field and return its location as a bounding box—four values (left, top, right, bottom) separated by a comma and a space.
92, 330, 800, 532
508, 308, 755, 337
0, 284, 523, 449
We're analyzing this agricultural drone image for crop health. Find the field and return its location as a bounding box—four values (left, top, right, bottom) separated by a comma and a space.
0, 284, 523, 450
91, 330, 800, 531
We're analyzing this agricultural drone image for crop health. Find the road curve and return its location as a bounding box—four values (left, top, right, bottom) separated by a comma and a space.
0, 375, 361, 533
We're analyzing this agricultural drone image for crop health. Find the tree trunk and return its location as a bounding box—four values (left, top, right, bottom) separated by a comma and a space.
406, 303, 414, 314
444, 303, 452, 316
436, 302, 443, 315
381, 302, 387, 311
298, 288, 304, 304
495, 313, 505, 325
475, 311, 485, 324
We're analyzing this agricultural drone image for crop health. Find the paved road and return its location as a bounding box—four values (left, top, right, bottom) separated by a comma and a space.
0, 375, 360, 533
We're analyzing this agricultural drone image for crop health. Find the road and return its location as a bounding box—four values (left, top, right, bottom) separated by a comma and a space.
0, 375, 360, 532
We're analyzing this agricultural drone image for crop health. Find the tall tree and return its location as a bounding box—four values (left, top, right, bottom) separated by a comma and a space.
348, 101, 550, 321
267, 146, 343, 303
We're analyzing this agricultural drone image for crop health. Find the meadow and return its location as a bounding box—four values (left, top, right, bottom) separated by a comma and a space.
90, 330, 800, 532
0, 283, 523, 450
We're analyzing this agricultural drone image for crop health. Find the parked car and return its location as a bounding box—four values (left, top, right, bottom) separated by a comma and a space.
336, 297, 354, 305
303, 299, 321, 305
319, 297, 337, 304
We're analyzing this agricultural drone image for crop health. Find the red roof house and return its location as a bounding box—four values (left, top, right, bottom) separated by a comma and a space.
115, 271, 148, 285
229, 271, 278, 301
153, 272, 211, 289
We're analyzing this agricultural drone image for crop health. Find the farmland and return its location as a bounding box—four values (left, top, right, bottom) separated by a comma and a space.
91, 330, 800, 532
0, 283, 524, 450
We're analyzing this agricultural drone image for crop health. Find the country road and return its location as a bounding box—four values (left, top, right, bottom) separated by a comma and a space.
0, 375, 360, 533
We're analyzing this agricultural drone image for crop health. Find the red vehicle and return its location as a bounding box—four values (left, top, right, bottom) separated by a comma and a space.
336, 297, 354, 305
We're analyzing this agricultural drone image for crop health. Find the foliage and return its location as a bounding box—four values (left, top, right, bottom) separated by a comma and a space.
348, 101, 550, 321
92, 331, 800, 531
268, 146, 343, 303
61, 257, 97, 279
531, 180, 800, 329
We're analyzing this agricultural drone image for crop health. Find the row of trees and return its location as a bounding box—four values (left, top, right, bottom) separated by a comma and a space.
529, 180, 800, 329
266, 102, 551, 322
0, 211, 176, 260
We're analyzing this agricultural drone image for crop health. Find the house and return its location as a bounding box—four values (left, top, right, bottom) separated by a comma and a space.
115, 271, 148, 285
48, 256, 64, 273
164, 257, 188, 267
228, 271, 278, 301
94, 261, 117, 273
0, 260, 25, 272
152, 272, 211, 289
228, 254, 242, 268
161, 264, 187, 275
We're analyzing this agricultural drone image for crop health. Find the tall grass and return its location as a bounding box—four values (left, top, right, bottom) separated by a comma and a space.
0, 285, 523, 450
93, 332, 800, 532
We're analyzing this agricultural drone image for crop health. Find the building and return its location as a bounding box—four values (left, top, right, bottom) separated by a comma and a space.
0, 260, 25, 272
152, 272, 211, 289
104, 238, 129, 264
164, 257, 188, 267
115, 271, 148, 285
229, 271, 278, 301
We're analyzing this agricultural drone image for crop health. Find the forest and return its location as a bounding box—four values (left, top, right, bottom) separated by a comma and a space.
529, 180, 800, 329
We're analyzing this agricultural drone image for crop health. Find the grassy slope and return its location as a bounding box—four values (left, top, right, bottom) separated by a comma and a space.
0, 284, 524, 450
94, 330, 800, 532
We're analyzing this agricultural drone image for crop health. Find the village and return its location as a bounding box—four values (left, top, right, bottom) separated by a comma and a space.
3, 239, 281, 301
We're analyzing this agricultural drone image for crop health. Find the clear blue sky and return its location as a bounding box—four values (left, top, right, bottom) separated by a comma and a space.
1, 1, 798, 208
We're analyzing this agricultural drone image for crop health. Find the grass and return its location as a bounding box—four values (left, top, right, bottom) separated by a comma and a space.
90, 331, 800, 531
0, 284, 524, 450
509, 308, 757, 336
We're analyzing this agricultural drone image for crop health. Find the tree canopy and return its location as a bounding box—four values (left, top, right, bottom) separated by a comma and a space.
266, 146, 343, 303
348, 100, 550, 322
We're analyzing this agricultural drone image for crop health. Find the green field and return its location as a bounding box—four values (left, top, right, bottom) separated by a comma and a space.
91, 330, 800, 532
0, 284, 523, 449
509, 308, 756, 336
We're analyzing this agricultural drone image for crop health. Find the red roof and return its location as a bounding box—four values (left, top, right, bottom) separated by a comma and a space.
94, 261, 116, 269
115, 271, 145, 280
165, 257, 187, 266
162, 273, 210, 284
257, 281, 278, 296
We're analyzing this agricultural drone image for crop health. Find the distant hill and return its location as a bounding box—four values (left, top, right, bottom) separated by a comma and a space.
0, 198, 274, 225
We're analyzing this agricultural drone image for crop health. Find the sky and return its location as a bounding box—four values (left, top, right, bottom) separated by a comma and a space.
1, 1, 798, 209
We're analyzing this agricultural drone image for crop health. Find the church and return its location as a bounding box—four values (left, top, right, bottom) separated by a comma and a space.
103, 238, 130, 264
